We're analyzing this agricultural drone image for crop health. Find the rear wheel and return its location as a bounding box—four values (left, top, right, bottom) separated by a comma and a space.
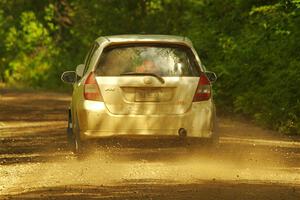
67, 110, 73, 145
72, 115, 85, 158
208, 111, 219, 149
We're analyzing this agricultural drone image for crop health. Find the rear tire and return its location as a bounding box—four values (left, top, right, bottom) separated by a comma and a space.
208, 111, 219, 149
72, 115, 85, 158
67, 110, 73, 145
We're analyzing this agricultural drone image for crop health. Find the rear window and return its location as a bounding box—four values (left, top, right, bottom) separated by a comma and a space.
95, 44, 201, 76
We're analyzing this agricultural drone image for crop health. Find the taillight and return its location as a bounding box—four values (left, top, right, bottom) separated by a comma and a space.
193, 73, 211, 102
84, 72, 103, 101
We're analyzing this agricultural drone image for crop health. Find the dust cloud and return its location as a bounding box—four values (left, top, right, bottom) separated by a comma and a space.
1, 141, 300, 196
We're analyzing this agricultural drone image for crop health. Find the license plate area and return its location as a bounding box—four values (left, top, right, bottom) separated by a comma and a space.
135, 88, 160, 102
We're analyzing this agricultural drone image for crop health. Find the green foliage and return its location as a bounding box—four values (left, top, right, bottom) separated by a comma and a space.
0, 0, 299, 134
3, 11, 57, 87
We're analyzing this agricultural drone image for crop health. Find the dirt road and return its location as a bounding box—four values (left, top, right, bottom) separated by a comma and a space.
1, 90, 300, 199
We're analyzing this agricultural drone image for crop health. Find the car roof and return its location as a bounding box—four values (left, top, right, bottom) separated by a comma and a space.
95, 34, 193, 47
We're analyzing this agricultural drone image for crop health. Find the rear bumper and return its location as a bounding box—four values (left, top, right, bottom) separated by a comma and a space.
76, 100, 214, 140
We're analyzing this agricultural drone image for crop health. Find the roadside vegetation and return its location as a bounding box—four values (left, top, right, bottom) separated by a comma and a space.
0, 0, 299, 135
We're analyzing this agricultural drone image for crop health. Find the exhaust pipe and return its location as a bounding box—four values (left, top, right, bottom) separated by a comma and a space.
178, 128, 187, 138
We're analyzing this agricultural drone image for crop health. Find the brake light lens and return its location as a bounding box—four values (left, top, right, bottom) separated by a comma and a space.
84, 72, 103, 101
193, 73, 211, 102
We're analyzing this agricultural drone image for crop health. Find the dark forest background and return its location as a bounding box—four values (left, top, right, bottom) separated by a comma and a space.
0, 0, 299, 135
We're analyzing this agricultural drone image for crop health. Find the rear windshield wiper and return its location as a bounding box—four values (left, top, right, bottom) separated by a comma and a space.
120, 72, 165, 84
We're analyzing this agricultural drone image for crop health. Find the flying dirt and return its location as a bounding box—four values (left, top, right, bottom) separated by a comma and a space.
0, 90, 300, 199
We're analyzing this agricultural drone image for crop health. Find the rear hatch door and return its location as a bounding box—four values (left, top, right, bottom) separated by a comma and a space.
95, 43, 201, 115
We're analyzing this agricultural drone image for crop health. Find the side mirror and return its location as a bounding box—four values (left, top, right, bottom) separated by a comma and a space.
76, 64, 85, 77
205, 71, 217, 83
61, 71, 76, 84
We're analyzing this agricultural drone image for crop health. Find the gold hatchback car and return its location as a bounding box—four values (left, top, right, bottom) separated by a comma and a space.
61, 35, 218, 154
